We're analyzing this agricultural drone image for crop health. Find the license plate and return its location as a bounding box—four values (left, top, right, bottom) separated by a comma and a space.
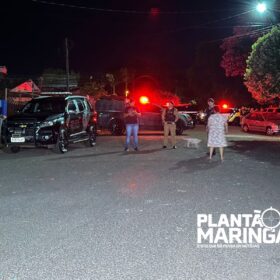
11, 137, 25, 143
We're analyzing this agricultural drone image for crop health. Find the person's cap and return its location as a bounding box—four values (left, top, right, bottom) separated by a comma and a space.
208, 98, 214, 103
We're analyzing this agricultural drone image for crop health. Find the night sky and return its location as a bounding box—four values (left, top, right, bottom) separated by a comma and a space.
0, 0, 274, 76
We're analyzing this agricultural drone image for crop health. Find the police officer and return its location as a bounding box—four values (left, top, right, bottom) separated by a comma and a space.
205, 98, 216, 124
162, 101, 179, 149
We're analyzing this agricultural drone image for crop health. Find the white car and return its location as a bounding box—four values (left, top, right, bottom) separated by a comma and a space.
241, 112, 280, 135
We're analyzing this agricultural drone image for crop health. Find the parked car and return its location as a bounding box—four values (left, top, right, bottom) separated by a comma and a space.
241, 112, 280, 135
95, 97, 194, 135
197, 106, 235, 125
140, 103, 194, 135
95, 97, 125, 135
174, 104, 197, 128
2, 95, 97, 153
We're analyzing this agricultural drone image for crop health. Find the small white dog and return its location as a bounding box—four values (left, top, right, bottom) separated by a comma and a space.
183, 137, 201, 149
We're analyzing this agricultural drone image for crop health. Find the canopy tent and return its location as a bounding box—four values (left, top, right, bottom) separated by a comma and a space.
10, 79, 41, 95
8, 80, 41, 107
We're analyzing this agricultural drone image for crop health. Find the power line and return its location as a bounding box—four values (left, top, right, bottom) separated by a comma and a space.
203, 25, 275, 44
30, 0, 244, 15
163, 9, 254, 35
147, 9, 256, 39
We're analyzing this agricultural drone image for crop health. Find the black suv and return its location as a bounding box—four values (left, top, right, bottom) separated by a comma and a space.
2, 95, 97, 153
95, 97, 194, 135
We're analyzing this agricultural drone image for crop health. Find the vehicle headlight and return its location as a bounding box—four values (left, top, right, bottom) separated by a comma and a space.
39, 121, 54, 128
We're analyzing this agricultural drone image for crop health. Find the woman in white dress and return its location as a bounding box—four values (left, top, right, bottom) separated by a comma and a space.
207, 106, 228, 161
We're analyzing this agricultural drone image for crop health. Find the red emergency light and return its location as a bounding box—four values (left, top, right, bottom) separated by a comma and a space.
139, 96, 149, 105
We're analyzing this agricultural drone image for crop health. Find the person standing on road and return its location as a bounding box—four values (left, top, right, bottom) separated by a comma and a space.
162, 101, 179, 149
124, 99, 141, 151
207, 106, 228, 162
205, 98, 216, 123
205, 98, 216, 156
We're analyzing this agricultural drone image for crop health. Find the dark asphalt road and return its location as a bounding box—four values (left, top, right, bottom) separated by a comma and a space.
1, 126, 280, 280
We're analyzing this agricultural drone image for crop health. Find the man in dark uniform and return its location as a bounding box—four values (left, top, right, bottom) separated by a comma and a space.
205, 98, 216, 124
162, 101, 179, 149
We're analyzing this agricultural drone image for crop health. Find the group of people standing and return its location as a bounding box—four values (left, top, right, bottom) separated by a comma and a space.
123, 98, 228, 162
124, 100, 179, 151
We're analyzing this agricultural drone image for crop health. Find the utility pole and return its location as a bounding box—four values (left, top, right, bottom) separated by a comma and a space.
65, 38, 70, 92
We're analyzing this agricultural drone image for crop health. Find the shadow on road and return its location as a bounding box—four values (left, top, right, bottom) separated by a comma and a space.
121, 148, 163, 156
170, 155, 220, 173
228, 140, 280, 166
46, 151, 122, 161
0, 147, 53, 160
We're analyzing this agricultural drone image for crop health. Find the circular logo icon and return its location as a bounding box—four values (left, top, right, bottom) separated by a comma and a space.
259, 207, 280, 230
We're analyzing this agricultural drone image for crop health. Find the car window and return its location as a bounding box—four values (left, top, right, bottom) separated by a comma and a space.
95, 99, 124, 111
266, 113, 280, 121
22, 99, 65, 114
76, 99, 85, 112
255, 114, 264, 121
141, 104, 162, 113
248, 113, 257, 120
83, 99, 92, 112
67, 100, 78, 113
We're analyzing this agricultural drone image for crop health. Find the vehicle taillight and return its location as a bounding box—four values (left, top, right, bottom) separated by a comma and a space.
93, 112, 97, 123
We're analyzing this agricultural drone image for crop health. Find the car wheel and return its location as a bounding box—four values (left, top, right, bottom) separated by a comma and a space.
110, 119, 124, 136
176, 120, 184, 135
87, 125, 96, 147
242, 124, 249, 132
54, 128, 68, 153
266, 127, 274, 136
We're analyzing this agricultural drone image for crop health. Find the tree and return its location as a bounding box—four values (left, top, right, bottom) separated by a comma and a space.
79, 76, 107, 98
105, 73, 116, 95
185, 42, 253, 106
220, 27, 257, 77
244, 26, 280, 103
41, 68, 80, 90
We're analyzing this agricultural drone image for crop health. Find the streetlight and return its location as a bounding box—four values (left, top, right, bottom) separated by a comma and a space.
256, 2, 267, 13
